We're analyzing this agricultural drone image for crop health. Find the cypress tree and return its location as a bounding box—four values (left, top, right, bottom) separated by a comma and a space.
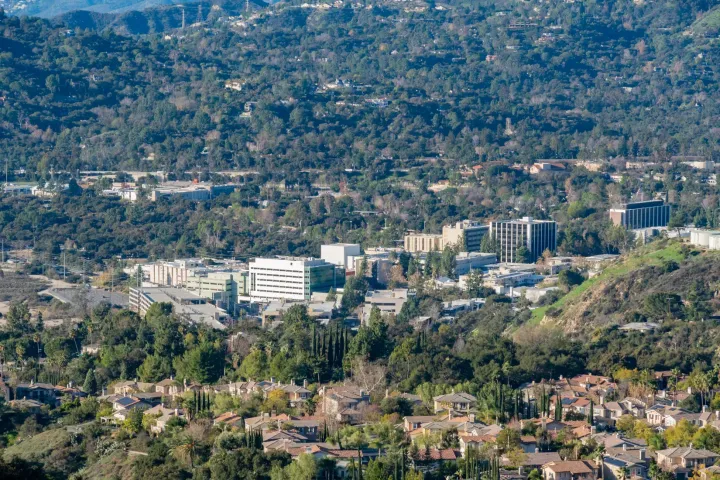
311, 324, 317, 357
554, 393, 562, 421
589, 399, 594, 426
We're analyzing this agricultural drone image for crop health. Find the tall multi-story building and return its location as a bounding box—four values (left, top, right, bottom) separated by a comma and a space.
442, 221, 489, 252
609, 200, 671, 230
403, 233, 443, 253
490, 217, 557, 263
248, 257, 344, 301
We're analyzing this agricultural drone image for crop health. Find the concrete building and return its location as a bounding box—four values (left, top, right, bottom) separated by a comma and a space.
442, 221, 489, 252
609, 200, 671, 230
129, 287, 228, 329
363, 289, 409, 322
185, 271, 238, 312
490, 217, 557, 263
404, 233, 443, 253
149, 182, 237, 202
321, 243, 362, 270
148, 259, 205, 287
249, 257, 343, 301
455, 252, 497, 275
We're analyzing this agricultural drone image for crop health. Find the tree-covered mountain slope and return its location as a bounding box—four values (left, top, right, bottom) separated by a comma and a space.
0, 0, 718, 176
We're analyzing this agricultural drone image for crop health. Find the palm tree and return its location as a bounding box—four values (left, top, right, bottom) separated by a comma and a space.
15, 344, 25, 371
618, 466, 630, 480
670, 368, 681, 406
173, 436, 198, 468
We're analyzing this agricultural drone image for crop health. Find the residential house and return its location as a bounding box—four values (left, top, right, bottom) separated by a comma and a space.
270, 380, 312, 406
502, 451, 562, 470
214, 411, 245, 429
112, 380, 155, 395
14, 381, 58, 406
143, 405, 186, 434
9, 398, 44, 413
603, 449, 648, 480
542, 461, 598, 480
433, 391, 477, 415
656, 447, 720, 480
245, 413, 321, 440
155, 378, 183, 397
318, 386, 370, 423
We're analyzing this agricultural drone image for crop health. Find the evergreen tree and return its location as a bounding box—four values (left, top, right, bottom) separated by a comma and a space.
83, 369, 97, 395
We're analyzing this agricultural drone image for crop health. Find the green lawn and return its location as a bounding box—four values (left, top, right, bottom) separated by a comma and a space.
529, 241, 688, 324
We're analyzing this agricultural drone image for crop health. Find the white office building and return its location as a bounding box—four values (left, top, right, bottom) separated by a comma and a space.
321, 243, 362, 270
249, 257, 343, 301
489, 217, 557, 263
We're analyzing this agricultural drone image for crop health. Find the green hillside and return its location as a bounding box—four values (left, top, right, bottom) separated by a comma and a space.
531, 240, 720, 335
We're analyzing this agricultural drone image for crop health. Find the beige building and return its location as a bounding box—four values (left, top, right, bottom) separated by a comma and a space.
442, 221, 488, 252
404, 233, 443, 253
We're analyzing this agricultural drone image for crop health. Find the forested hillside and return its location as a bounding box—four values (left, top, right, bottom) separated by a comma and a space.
0, 0, 718, 178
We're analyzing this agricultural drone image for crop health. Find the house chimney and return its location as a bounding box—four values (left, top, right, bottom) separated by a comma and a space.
535, 447, 540, 454
290, 379, 295, 386
703, 405, 708, 413
271, 377, 275, 383
688, 387, 693, 394
175, 408, 179, 416
639, 449, 646, 461
303, 379, 308, 388
623, 444, 627, 451
385, 389, 389, 399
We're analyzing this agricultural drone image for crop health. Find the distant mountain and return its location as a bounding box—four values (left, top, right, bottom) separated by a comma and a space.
55, 0, 263, 34
0, 0, 185, 18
